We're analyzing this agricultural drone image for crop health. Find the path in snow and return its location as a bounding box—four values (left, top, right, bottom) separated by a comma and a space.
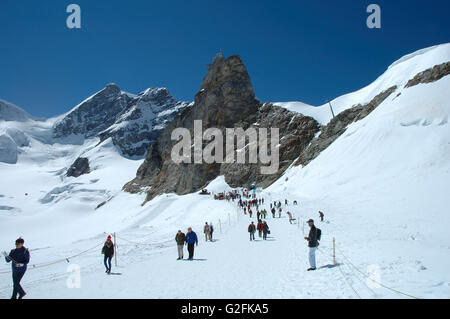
0, 197, 376, 299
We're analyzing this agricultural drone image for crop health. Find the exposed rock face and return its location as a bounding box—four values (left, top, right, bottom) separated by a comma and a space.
294, 86, 398, 167
125, 54, 261, 200
67, 157, 90, 177
405, 62, 450, 88
98, 88, 188, 158
220, 103, 319, 188
124, 54, 319, 202
53, 84, 187, 158
54, 84, 130, 138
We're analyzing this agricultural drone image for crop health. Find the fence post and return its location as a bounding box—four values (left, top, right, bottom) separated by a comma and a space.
219, 219, 222, 234
333, 237, 336, 266
113, 232, 117, 267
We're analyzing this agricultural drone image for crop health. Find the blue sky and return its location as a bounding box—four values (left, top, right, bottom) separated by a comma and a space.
0, 0, 449, 117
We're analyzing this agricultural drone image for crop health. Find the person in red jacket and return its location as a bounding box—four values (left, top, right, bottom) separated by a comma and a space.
257, 220, 263, 237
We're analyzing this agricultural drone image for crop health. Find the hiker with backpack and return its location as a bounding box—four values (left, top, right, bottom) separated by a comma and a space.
304, 219, 321, 271
101, 235, 114, 274
248, 222, 256, 241
175, 230, 186, 260
185, 227, 198, 260
3, 237, 30, 299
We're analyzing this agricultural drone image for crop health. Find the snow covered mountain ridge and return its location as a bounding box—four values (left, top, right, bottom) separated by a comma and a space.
0, 84, 188, 164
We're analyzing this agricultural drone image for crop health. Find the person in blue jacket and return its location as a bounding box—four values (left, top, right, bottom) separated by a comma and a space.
2, 238, 30, 299
185, 227, 198, 260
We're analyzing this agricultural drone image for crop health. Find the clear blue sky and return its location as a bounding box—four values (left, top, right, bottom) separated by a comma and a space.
0, 0, 449, 118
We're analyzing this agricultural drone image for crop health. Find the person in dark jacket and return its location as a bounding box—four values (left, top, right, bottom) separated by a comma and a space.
304, 219, 319, 271
3, 238, 30, 299
185, 228, 198, 260
210, 223, 214, 241
101, 235, 114, 274
248, 222, 256, 241
175, 230, 186, 260
262, 222, 270, 240
319, 211, 324, 222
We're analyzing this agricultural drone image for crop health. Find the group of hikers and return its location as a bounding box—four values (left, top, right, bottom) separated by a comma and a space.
2, 187, 325, 299
243, 195, 324, 272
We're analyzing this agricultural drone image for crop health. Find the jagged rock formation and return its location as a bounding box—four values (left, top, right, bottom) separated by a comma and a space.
53, 84, 187, 157
294, 86, 398, 167
98, 88, 188, 157
67, 157, 90, 177
124, 54, 320, 202
405, 61, 450, 88
220, 103, 319, 188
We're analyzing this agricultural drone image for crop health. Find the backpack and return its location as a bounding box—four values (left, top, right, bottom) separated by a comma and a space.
316, 228, 322, 241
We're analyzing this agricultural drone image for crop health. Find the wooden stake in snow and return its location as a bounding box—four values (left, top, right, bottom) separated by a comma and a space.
113, 232, 117, 267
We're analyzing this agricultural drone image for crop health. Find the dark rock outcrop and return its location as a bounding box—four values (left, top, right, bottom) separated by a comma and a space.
67, 157, 90, 177
124, 54, 319, 202
220, 103, 319, 188
294, 86, 397, 167
404, 61, 450, 88
124, 54, 261, 200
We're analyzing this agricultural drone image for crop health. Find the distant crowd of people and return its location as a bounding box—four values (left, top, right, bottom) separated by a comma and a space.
2, 187, 326, 299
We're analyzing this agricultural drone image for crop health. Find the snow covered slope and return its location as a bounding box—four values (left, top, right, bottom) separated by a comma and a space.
0, 44, 449, 299
275, 43, 450, 125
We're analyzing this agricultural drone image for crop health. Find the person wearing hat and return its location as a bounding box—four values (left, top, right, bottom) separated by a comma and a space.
304, 219, 319, 271
2, 237, 30, 299
101, 235, 114, 274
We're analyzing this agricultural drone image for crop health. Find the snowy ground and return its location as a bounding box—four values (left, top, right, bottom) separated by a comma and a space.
0, 44, 449, 299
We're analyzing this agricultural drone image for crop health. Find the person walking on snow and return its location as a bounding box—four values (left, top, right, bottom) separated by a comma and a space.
304, 219, 320, 271
257, 220, 263, 237
3, 238, 30, 299
287, 211, 294, 224
204, 222, 211, 242
185, 227, 198, 260
175, 230, 186, 260
271, 207, 276, 218
262, 221, 270, 240
210, 223, 214, 241
249, 209, 253, 218
101, 235, 114, 274
319, 211, 324, 222
248, 222, 256, 241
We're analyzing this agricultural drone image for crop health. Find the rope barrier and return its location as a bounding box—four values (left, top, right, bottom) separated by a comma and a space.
335, 244, 421, 299
0, 242, 103, 275
116, 235, 173, 247
337, 260, 362, 299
